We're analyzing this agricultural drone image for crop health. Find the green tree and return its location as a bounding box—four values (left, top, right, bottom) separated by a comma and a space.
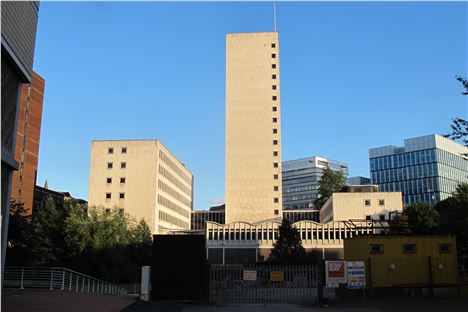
444, 76, 467, 155
6, 201, 33, 265
436, 183, 468, 265
313, 166, 347, 209
268, 219, 305, 264
29, 197, 67, 266
63, 206, 152, 282
402, 202, 439, 235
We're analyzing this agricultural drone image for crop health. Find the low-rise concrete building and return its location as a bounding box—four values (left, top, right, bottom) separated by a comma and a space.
206, 220, 377, 264
320, 187, 403, 223
88, 140, 193, 234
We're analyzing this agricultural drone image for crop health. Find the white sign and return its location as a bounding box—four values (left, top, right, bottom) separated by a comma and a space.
325, 261, 347, 288
347, 261, 366, 289
243, 270, 257, 281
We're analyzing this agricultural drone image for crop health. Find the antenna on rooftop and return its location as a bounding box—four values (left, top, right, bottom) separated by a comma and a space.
274, 2, 277, 32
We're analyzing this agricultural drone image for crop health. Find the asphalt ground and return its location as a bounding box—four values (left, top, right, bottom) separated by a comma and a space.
3, 289, 468, 312
1, 289, 137, 312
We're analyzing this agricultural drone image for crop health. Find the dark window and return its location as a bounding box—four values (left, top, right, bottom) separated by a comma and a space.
365, 215, 371, 220
379, 214, 385, 221
273, 117, 277, 123
403, 244, 416, 254
273, 163, 278, 168
274, 198, 279, 203
120, 177, 126, 183
272, 53, 276, 58
272, 95, 277, 101
274, 174, 278, 179
106, 178, 112, 184
273, 128, 278, 133
369, 244, 384, 254
271, 43, 276, 48
272, 74, 276, 79
272, 85, 277, 90
274, 186, 279, 191
107, 162, 113, 169
273, 107, 277, 112
272, 64, 276, 69
106, 193, 111, 199
105, 208, 111, 214
121, 162, 126, 169
379, 199, 385, 206
274, 209, 279, 215
108, 147, 114, 154
273, 151, 278, 156
119, 193, 125, 199
439, 243, 452, 253
365, 199, 371, 206
273, 140, 278, 145
121, 147, 127, 154
119, 208, 124, 215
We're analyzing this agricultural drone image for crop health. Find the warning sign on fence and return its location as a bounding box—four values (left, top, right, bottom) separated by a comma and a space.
347, 261, 365, 289
243, 270, 257, 281
325, 261, 347, 288
270, 271, 284, 282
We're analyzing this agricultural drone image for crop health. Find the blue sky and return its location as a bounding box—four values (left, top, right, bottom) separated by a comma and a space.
33, 1, 467, 210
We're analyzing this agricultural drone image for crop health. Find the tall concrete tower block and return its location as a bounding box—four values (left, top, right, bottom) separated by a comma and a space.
225, 32, 282, 223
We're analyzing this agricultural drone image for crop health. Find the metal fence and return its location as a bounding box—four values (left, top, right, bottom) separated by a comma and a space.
3, 267, 127, 295
209, 264, 319, 305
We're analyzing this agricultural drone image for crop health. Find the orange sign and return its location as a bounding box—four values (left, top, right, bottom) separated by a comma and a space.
270, 271, 284, 282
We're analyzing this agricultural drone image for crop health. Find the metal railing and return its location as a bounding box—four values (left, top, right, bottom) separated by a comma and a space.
3, 267, 127, 295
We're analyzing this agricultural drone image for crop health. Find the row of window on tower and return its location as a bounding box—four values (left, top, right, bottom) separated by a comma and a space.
106, 177, 126, 184
107, 162, 126, 169
272, 42, 280, 209
105, 192, 125, 199
108, 147, 127, 154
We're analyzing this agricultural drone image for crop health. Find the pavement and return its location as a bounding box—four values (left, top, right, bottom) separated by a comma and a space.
123, 297, 468, 312
3, 289, 468, 312
1, 289, 137, 312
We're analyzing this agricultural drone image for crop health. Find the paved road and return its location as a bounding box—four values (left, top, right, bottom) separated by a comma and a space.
2, 289, 137, 312
123, 297, 468, 312
3, 290, 468, 312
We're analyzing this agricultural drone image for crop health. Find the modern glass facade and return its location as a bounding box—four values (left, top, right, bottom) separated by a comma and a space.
282, 156, 349, 209
348, 176, 371, 185
369, 134, 467, 206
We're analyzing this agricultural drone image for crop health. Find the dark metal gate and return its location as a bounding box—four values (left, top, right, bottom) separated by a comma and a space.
209, 264, 319, 305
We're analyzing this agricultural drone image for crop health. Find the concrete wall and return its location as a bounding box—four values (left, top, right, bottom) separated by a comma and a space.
320, 192, 403, 223
226, 32, 282, 223
88, 140, 192, 234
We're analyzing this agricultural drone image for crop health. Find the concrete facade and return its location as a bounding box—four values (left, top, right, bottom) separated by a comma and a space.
206, 220, 376, 264
11, 71, 45, 214
1, 0, 40, 283
88, 140, 193, 234
225, 32, 282, 224
320, 191, 403, 223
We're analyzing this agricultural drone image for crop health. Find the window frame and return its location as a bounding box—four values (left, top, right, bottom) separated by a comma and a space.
403, 244, 417, 254
439, 243, 452, 253
369, 244, 384, 254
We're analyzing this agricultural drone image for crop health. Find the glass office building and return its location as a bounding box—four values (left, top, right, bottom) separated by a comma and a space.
348, 176, 371, 185
282, 156, 349, 209
369, 134, 467, 206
